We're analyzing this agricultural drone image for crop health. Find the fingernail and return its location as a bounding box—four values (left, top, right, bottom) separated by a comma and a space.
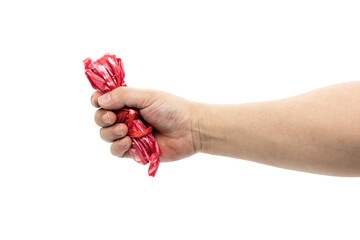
119, 139, 129, 147
113, 126, 124, 136
102, 113, 111, 124
98, 94, 111, 106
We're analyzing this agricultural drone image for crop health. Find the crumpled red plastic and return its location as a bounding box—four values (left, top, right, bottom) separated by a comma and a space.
84, 54, 163, 177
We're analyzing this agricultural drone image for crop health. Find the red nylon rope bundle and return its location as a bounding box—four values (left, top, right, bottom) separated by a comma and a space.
84, 54, 163, 177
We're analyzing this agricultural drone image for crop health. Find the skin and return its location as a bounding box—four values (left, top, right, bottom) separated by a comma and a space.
92, 82, 360, 177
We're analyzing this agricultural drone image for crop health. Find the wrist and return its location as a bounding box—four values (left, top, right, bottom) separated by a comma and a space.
190, 102, 217, 154
190, 102, 204, 154
191, 103, 232, 156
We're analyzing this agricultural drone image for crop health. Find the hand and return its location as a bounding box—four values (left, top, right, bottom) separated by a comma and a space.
91, 87, 201, 162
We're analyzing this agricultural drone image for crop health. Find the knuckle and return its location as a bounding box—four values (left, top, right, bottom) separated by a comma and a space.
113, 87, 126, 105
110, 92, 120, 105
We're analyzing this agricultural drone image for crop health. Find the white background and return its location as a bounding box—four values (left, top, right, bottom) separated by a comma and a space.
1, 0, 360, 239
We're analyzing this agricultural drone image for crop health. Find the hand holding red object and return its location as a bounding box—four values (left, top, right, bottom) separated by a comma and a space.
84, 54, 163, 177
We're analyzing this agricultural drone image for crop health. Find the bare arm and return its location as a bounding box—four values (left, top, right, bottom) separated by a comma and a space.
193, 82, 360, 176
92, 82, 360, 177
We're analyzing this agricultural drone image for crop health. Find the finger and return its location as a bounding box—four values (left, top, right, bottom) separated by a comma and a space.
110, 136, 132, 157
94, 109, 117, 127
91, 91, 102, 108
97, 87, 159, 110
100, 123, 128, 142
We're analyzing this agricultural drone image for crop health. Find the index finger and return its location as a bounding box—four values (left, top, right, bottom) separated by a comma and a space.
91, 91, 101, 108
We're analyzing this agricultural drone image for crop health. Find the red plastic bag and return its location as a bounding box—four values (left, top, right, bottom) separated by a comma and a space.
84, 54, 163, 177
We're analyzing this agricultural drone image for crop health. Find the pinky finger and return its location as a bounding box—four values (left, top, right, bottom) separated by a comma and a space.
122, 152, 131, 159
110, 136, 132, 158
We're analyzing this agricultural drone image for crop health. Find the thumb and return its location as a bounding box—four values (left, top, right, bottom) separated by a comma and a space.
97, 87, 157, 110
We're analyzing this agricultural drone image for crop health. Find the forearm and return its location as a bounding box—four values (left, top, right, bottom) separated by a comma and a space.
193, 82, 360, 176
